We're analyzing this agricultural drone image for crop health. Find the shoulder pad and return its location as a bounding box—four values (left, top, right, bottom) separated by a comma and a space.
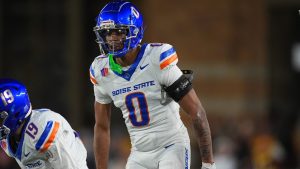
148, 43, 178, 70
27, 110, 61, 153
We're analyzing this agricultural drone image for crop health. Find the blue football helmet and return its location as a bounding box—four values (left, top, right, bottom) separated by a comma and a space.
0, 79, 32, 140
94, 1, 144, 57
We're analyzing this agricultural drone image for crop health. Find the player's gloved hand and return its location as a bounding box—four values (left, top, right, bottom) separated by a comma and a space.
201, 162, 216, 169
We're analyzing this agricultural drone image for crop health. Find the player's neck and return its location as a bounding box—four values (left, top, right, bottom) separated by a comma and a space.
116, 46, 140, 67
8, 121, 26, 152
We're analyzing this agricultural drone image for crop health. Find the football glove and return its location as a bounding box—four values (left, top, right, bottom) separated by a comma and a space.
201, 162, 216, 169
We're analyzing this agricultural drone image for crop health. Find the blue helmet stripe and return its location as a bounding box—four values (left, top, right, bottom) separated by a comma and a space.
35, 121, 53, 151
160, 47, 176, 62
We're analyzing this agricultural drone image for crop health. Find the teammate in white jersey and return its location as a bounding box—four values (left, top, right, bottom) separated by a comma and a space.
0, 78, 88, 169
90, 1, 216, 169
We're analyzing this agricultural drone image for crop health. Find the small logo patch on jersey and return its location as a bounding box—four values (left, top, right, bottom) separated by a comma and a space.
164, 143, 175, 149
140, 64, 149, 70
24, 152, 31, 157
45, 150, 54, 159
101, 68, 109, 77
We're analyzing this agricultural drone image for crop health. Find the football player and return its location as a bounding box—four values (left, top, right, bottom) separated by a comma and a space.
90, 1, 216, 169
0, 79, 88, 169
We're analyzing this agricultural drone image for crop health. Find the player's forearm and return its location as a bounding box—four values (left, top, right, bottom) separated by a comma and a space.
178, 90, 214, 163
192, 111, 214, 163
94, 124, 110, 169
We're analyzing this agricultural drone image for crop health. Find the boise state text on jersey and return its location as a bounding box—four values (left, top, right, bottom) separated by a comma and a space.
112, 80, 155, 96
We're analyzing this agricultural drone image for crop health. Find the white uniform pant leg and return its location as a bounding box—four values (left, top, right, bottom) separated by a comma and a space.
126, 160, 150, 169
126, 127, 191, 169
126, 149, 159, 169
158, 142, 191, 169
158, 126, 191, 169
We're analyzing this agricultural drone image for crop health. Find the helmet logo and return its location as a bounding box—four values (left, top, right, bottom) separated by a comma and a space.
0, 90, 14, 106
131, 7, 139, 18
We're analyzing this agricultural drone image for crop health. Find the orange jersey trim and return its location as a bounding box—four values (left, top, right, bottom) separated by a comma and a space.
40, 122, 60, 153
160, 54, 178, 70
90, 74, 98, 85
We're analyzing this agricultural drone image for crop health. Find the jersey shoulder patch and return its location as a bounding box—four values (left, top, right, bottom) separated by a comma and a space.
89, 55, 109, 85
148, 43, 178, 70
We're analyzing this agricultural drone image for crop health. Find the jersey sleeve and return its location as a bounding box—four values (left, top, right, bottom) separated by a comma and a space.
28, 110, 87, 168
89, 64, 98, 85
33, 114, 61, 153
42, 113, 87, 168
159, 44, 178, 70
94, 85, 112, 104
89, 57, 100, 85
150, 43, 183, 87
20, 109, 61, 155
89, 55, 112, 104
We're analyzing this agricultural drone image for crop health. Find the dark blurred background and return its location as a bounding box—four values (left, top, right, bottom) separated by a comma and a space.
1, 0, 300, 169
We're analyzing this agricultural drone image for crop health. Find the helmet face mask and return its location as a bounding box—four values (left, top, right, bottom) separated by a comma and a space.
0, 79, 32, 140
94, 25, 129, 54
94, 1, 144, 58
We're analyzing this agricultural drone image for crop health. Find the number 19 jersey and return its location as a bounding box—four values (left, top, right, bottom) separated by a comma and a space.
0, 109, 88, 169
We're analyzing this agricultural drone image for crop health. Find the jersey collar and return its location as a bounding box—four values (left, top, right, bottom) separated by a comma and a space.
111, 43, 147, 81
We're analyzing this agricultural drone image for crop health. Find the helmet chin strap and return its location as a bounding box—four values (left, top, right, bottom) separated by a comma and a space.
108, 54, 123, 74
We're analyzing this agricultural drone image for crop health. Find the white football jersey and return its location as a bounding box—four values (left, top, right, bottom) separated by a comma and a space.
0, 109, 88, 169
90, 43, 188, 152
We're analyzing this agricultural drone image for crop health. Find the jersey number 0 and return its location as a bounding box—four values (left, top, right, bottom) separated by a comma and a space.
125, 92, 150, 127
